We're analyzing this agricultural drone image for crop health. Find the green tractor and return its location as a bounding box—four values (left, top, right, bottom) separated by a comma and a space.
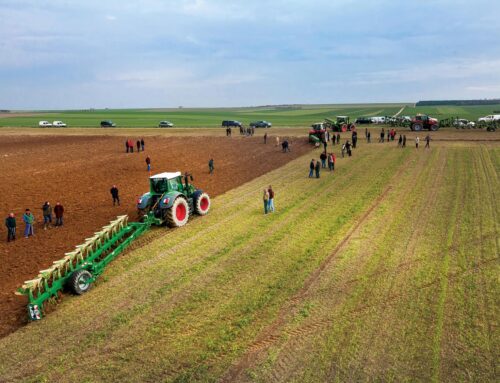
137, 171, 210, 227
324, 116, 353, 132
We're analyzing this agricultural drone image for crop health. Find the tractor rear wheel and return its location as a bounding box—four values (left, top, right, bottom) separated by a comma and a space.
412, 123, 422, 131
68, 269, 93, 295
166, 197, 189, 227
195, 193, 211, 215
430, 124, 439, 131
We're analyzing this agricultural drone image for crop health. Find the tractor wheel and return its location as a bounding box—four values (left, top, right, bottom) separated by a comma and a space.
412, 123, 422, 131
68, 269, 93, 295
195, 192, 211, 215
166, 197, 189, 227
430, 124, 439, 131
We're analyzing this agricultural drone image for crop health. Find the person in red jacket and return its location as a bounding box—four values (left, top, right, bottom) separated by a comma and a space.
54, 202, 64, 226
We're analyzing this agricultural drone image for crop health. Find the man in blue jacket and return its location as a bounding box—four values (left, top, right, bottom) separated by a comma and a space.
5, 212, 16, 242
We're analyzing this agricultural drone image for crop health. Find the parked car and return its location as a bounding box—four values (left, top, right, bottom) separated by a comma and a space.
221, 120, 242, 128
354, 117, 372, 124
100, 120, 116, 127
38, 121, 52, 127
249, 120, 272, 128
453, 119, 475, 128
478, 114, 500, 123
371, 116, 386, 124
158, 121, 174, 128
52, 121, 67, 127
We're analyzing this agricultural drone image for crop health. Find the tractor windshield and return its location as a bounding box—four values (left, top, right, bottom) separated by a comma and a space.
151, 178, 169, 194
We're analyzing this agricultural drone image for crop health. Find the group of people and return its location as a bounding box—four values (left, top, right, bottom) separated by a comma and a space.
378, 128, 398, 143
125, 138, 145, 153
309, 152, 336, 179
262, 185, 275, 214
5, 202, 65, 242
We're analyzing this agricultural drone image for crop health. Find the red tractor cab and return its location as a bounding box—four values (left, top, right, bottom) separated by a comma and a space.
411, 114, 439, 131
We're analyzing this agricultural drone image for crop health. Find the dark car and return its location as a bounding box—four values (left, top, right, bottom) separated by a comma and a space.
354, 117, 372, 124
250, 120, 272, 128
100, 120, 116, 127
221, 120, 242, 128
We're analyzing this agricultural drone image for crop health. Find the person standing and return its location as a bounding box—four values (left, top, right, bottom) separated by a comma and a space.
403, 135, 407, 148
398, 134, 403, 147
328, 153, 334, 171
336, 133, 341, 145
315, 159, 321, 178
380, 128, 385, 143
23, 209, 35, 238
425, 134, 431, 149
264, 132, 267, 144
267, 185, 275, 213
263, 189, 269, 214
42, 201, 52, 230
326, 130, 330, 143
208, 158, 214, 174
5, 212, 16, 242
309, 159, 315, 178
276, 136, 280, 147
367, 131, 371, 143
145, 155, 151, 172
54, 202, 64, 226
110, 185, 120, 206
320, 151, 327, 168
141, 138, 145, 151
415, 136, 420, 149
352, 130, 358, 148
346, 140, 352, 157
125, 139, 129, 153
136, 140, 141, 153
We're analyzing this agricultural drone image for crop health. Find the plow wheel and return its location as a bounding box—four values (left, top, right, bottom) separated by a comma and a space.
195, 193, 211, 215
166, 197, 189, 227
68, 269, 93, 295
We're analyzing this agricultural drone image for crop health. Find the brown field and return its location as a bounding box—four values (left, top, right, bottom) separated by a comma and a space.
0, 133, 311, 338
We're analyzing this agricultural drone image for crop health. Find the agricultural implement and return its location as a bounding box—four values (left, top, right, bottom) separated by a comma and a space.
16, 171, 210, 321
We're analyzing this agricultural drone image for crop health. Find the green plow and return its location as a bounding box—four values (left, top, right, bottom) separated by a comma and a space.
16, 213, 161, 321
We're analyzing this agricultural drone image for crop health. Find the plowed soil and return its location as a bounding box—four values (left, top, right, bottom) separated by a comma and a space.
0, 134, 311, 338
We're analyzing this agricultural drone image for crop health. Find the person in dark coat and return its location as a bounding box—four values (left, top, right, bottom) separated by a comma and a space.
309, 159, 315, 178
42, 201, 52, 230
141, 138, 145, 151
352, 131, 358, 148
380, 128, 385, 143
315, 159, 321, 178
125, 139, 129, 153
264, 132, 267, 144
110, 185, 120, 206
54, 202, 64, 226
402, 135, 407, 148
367, 131, 371, 143
136, 140, 141, 152
5, 212, 16, 242
208, 158, 214, 174
145, 156, 151, 172
336, 133, 341, 145
398, 134, 403, 147
320, 151, 327, 168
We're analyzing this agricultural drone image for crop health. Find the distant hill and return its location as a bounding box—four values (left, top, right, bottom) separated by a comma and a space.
416, 99, 500, 106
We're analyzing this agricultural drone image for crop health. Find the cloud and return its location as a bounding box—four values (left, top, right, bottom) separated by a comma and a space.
105, 15, 117, 21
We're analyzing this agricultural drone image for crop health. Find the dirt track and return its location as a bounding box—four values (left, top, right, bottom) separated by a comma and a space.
0, 134, 311, 338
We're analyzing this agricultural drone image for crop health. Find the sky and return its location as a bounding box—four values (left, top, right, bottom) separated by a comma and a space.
1, 0, 499, 109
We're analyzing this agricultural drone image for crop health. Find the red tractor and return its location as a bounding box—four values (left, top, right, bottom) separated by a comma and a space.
410, 114, 439, 131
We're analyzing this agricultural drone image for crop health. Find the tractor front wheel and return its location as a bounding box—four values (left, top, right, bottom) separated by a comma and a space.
195, 193, 211, 215
412, 123, 422, 131
166, 197, 189, 227
68, 269, 93, 295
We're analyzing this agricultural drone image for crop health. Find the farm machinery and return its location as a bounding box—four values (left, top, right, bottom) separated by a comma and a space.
16, 171, 210, 321
410, 114, 439, 131
324, 116, 355, 132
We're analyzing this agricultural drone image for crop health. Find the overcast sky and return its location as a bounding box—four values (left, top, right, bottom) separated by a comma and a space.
1, 0, 499, 109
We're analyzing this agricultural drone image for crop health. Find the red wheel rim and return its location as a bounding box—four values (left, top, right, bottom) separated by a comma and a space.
176, 203, 186, 221
200, 197, 209, 211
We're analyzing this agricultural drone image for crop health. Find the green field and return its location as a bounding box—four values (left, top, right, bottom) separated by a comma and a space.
1, 103, 499, 128
0, 140, 497, 382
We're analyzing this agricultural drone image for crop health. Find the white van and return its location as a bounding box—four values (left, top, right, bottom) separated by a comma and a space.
371, 116, 386, 124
